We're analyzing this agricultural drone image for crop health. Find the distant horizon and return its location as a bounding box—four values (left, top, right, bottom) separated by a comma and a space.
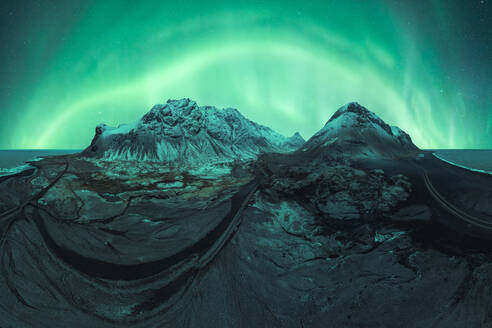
1, 149, 491, 176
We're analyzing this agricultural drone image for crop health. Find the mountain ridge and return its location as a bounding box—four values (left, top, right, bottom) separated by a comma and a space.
82, 98, 303, 164
82, 99, 418, 165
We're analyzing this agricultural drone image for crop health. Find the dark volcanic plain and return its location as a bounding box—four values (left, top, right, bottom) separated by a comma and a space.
1, 101, 492, 328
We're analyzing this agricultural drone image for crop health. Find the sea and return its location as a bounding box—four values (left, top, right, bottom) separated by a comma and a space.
0, 149, 81, 177
0, 149, 491, 177
431, 150, 492, 175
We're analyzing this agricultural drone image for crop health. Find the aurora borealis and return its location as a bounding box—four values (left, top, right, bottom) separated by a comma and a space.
1, 0, 490, 149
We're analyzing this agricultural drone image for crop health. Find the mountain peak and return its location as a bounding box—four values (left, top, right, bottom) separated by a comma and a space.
301, 102, 419, 160
82, 99, 298, 164
326, 102, 393, 136
291, 131, 303, 139
288, 132, 305, 142
149, 98, 199, 117
330, 102, 368, 117
141, 98, 200, 130
282, 131, 305, 149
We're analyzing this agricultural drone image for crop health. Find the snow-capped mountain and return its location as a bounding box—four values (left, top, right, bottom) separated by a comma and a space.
82, 98, 301, 164
283, 132, 305, 150
300, 102, 419, 160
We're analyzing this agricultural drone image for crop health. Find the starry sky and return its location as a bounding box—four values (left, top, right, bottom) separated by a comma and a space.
0, 0, 490, 149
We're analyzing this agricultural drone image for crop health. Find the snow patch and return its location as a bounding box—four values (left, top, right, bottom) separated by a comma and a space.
0, 164, 34, 178
374, 231, 405, 243
100, 121, 138, 137
391, 126, 402, 137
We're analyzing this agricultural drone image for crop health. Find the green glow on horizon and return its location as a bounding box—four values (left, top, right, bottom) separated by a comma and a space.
3, 1, 490, 149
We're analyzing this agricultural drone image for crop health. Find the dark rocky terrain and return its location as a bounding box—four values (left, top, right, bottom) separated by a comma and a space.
1, 100, 492, 327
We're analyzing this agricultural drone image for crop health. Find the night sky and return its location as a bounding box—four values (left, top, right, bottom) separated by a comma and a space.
0, 0, 490, 149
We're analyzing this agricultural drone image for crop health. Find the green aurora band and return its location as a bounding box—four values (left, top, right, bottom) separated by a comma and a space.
3, 0, 491, 149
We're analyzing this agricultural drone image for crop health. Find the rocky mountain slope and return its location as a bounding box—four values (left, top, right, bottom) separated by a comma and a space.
82, 98, 303, 165
301, 102, 419, 161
